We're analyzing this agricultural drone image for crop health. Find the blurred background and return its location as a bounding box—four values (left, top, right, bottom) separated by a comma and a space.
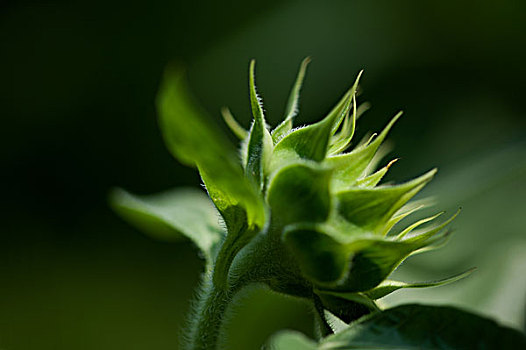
2, 0, 525, 348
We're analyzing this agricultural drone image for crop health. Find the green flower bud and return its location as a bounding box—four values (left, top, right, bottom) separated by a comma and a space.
111, 59, 472, 320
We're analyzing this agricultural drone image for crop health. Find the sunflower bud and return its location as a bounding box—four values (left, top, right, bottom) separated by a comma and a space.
111, 59, 471, 320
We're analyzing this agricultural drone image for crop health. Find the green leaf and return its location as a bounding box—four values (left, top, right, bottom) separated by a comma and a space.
267, 162, 332, 226
270, 73, 361, 172
266, 330, 317, 350
221, 107, 248, 139
272, 57, 311, 143
336, 169, 436, 235
109, 188, 223, 261
321, 304, 526, 349
246, 60, 274, 186
326, 112, 401, 192
355, 101, 371, 121
157, 67, 266, 230
363, 268, 476, 300
266, 305, 526, 349
157, 67, 233, 168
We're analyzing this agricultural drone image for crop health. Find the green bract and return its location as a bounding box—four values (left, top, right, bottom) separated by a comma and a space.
110, 59, 526, 349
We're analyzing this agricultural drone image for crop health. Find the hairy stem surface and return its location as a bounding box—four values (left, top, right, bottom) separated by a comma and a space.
186, 277, 232, 350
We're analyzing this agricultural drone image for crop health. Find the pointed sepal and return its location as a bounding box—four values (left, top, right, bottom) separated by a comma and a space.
283, 206, 456, 292
221, 107, 248, 139
355, 158, 398, 188
363, 268, 476, 300
326, 112, 402, 192
272, 57, 311, 143
245, 60, 274, 187
329, 93, 357, 155
270, 72, 362, 172
336, 169, 436, 235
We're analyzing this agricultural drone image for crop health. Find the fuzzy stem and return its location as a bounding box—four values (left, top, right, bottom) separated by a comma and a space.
185, 230, 303, 349
186, 236, 260, 350
185, 276, 232, 350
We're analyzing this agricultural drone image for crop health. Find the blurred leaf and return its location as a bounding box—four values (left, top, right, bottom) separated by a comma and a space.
246, 60, 274, 187
221, 107, 248, 139
383, 143, 526, 329
321, 304, 526, 349
109, 188, 224, 261
272, 57, 311, 143
266, 330, 317, 350
384, 239, 526, 331
157, 67, 266, 230
427, 141, 526, 208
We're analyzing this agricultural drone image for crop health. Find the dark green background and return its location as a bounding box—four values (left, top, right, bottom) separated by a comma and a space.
2, 0, 525, 349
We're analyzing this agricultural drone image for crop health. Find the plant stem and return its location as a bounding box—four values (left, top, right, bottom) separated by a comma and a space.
186, 231, 301, 349
187, 233, 269, 350
186, 277, 232, 350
